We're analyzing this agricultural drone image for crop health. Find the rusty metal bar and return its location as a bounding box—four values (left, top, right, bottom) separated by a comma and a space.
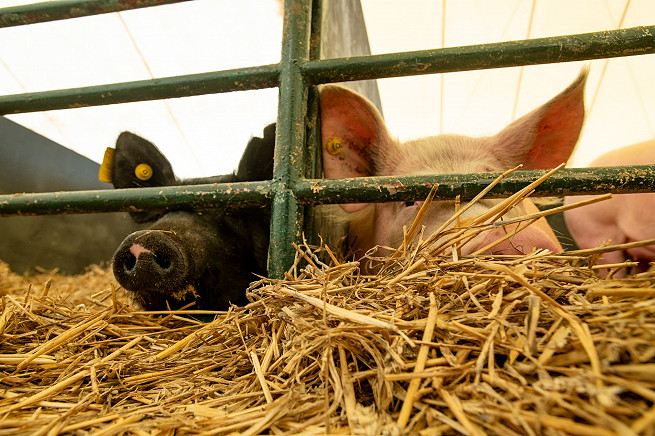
0, 180, 273, 216
0, 0, 191, 28
267, 0, 312, 279
303, 25, 655, 84
0, 26, 653, 114
0, 64, 280, 115
3, 165, 655, 217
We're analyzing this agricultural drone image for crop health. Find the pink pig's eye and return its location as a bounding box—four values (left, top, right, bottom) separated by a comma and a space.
404, 201, 416, 208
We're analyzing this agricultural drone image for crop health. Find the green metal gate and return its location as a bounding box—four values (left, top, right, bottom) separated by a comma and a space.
1, 0, 655, 279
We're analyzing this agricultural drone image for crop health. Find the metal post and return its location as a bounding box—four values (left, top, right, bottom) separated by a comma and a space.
268, 0, 312, 278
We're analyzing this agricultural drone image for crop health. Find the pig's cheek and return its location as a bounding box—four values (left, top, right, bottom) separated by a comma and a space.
373, 204, 396, 247
376, 203, 420, 248
184, 231, 215, 275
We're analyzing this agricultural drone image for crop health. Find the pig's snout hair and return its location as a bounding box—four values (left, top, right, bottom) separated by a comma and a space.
112, 229, 189, 298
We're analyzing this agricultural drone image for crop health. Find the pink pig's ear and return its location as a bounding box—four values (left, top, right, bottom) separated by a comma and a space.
319, 85, 394, 212
492, 66, 588, 169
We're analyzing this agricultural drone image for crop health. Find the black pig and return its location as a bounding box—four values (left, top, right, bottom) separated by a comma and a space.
107, 124, 275, 311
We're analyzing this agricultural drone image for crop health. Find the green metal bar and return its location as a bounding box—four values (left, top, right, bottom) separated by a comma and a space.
3, 165, 655, 217
1, 26, 653, 115
302, 25, 655, 84
268, 0, 312, 279
0, 0, 190, 28
0, 64, 279, 115
301, 0, 323, 246
305, 0, 322, 180
0, 181, 272, 217
308, 0, 322, 62
294, 165, 655, 204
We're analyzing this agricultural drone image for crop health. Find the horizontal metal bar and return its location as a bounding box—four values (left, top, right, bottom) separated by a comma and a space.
2, 165, 654, 217
294, 165, 655, 204
0, 0, 190, 28
0, 0, 189, 27
0, 181, 273, 216
0, 64, 280, 115
303, 25, 655, 84
1, 26, 653, 115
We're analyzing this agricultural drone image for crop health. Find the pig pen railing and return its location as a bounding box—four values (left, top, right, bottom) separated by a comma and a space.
0, 0, 655, 279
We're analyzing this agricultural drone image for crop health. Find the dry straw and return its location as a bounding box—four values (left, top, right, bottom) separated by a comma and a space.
1, 168, 655, 434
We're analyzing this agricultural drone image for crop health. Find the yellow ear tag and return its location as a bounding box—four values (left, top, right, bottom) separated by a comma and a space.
135, 163, 153, 181
326, 137, 343, 155
98, 147, 115, 183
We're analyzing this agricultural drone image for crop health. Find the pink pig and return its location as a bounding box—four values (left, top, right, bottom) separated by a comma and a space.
564, 139, 655, 275
319, 68, 588, 260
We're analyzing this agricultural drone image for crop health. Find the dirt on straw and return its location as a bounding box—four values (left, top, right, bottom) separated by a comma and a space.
1, 167, 655, 435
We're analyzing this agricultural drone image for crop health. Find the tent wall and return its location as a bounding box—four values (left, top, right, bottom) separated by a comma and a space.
0, 116, 135, 273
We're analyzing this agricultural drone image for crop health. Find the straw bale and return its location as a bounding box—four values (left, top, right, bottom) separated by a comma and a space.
1, 172, 654, 434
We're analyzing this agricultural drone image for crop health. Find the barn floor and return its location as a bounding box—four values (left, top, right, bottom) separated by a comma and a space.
1, 237, 655, 435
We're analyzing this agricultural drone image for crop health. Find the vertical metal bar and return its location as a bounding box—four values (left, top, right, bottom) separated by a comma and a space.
306, 0, 323, 181
308, 0, 323, 62
268, 0, 312, 278
302, 0, 323, 246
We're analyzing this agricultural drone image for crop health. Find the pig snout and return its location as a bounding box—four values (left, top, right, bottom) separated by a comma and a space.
112, 230, 189, 295
462, 224, 560, 256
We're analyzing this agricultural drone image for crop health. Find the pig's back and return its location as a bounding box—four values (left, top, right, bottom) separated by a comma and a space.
590, 138, 655, 167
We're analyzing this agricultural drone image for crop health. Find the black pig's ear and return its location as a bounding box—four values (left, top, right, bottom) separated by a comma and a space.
104, 132, 176, 189
235, 123, 276, 182
100, 132, 177, 223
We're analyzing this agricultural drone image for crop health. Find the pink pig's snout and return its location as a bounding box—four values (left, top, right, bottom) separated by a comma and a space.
129, 244, 151, 260
462, 224, 561, 256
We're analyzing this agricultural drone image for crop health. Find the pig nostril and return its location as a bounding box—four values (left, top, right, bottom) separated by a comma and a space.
155, 252, 172, 270
124, 253, 137, 273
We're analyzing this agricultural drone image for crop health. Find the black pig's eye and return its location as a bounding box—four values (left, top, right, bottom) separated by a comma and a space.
404, 201, 416, 208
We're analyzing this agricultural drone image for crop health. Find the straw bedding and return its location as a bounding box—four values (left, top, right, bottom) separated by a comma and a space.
1, 172, 655, 435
